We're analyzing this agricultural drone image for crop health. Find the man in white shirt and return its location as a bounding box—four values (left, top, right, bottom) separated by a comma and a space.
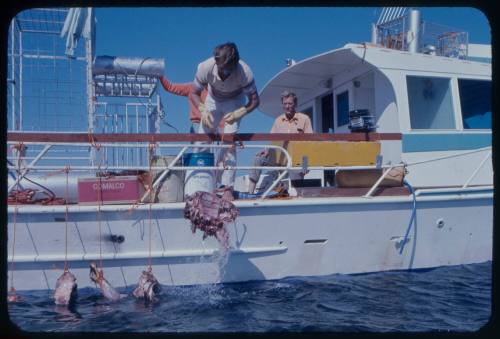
190, 42, 260, 190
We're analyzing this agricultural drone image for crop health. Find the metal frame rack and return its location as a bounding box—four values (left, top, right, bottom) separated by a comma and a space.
7, 8, 88, 132
373, 7, 469, 58
7, 8, 163, 168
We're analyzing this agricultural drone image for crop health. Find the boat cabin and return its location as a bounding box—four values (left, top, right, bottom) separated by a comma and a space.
258, 42, 492, 189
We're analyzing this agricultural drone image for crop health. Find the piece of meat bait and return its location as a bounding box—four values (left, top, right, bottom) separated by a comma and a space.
54, 270, 78, 306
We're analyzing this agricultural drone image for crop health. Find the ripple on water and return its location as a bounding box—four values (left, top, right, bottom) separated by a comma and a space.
7, 262, 492, 332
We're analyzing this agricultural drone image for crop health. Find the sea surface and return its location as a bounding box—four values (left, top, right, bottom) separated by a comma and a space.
7, 262, 492, 333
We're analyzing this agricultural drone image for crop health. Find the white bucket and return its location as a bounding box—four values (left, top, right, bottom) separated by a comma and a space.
183, 152, 215, 196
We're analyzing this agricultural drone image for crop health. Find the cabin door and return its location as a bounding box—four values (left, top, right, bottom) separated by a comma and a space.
333, 82, 353, 133
320, 94, 333, 133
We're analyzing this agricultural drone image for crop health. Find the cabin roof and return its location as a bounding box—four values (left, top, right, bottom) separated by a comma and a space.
259, 43, 491, 118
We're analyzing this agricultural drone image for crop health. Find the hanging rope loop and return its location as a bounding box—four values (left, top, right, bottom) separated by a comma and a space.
147, 142, 155, 271
8, 193, 19, 302
88, 132, 101, 151
63, 165, 70, 272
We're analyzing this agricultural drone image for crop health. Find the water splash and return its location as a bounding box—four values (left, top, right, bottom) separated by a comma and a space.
215, 226, 230, 277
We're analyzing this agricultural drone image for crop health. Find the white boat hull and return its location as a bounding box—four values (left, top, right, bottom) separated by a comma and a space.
7, 191, 492, 291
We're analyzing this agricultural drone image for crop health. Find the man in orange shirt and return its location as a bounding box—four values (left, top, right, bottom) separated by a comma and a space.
248, 90, 312, 194
159, 76, 211, 133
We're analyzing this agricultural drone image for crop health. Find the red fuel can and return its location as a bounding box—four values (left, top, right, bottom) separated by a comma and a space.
77, 176, 144, 205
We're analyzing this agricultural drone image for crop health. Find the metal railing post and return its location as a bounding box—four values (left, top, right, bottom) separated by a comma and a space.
462, 150, 491, 189
8, 144, 52, 193
140, 146, 189, 203
363, 166, 394, 198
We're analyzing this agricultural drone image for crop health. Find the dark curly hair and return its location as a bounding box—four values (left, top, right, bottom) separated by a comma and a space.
214, 42, 240, 68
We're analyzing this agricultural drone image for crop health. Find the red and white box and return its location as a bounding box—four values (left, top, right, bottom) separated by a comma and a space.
77, 176, 144, 205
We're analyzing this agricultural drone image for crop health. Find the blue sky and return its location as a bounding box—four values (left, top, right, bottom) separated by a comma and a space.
94, 7, 491, 134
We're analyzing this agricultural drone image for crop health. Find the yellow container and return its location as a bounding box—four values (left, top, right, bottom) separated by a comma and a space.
270, 141, 380, 166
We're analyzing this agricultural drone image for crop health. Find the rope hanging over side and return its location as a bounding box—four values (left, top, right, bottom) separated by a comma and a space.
132, 142, 161, 303
147, 142, 155, 271
88, 134, 104, 270
8, 198, 19, 303
8, 147, 22, 302
54, 165, 78, 306
64, 166, 70, 272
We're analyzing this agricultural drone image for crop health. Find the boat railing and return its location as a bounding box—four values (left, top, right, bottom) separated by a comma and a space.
7, 140, 385, 200
303, 148, 490, 199
7, 133, 492, 202
363, 146, 492, 198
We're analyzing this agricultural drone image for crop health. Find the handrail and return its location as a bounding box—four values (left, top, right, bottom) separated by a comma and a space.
462, 150, 491, 189
261, 170, 290, 199
7, 141, 295, 200
363, 165, 396, 198
7, 138, 492, 201
404, 146, 491, 166
142, 146, 188, 203
6, 139, 403, 203
363, 146, 492, 198
415, 186, 493, 196
7, 132, 403, 143
8, 145, 52, 194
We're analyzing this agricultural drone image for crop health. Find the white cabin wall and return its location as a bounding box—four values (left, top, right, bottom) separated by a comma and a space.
375, 71, 405, 133
373, 71, 401, 132
370, 70, 402, 165
352, 72, 375, 113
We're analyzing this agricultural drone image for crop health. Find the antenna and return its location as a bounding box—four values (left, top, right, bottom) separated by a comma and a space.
376, 7, 409, 25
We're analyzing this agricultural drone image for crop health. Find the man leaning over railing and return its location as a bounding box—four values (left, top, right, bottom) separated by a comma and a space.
189, 42, 260, 196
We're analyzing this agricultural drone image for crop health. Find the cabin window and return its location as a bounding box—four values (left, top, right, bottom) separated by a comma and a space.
407, 76, 455, 129
458, 79, 491, 129
321, 94, 333, 132
303, 106, 314, 130
336, 91, 350, 127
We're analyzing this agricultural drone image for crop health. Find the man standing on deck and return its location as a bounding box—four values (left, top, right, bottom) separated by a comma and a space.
190, 42, 260, 193
248, 90, 312, 194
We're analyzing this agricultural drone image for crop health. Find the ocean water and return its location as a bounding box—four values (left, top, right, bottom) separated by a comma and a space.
7, 262, 491, 333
